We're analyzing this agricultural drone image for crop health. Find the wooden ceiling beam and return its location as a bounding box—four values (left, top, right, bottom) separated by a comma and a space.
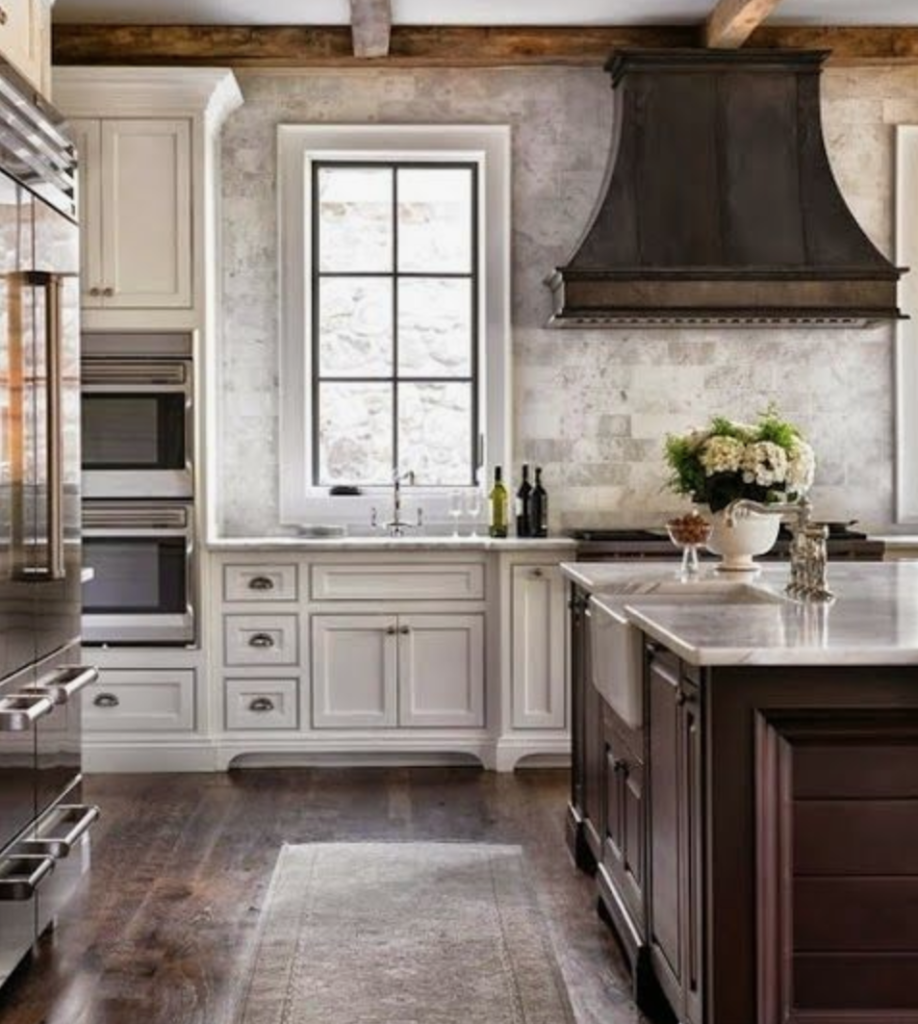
350, 0, 391, 58
51, 24, 918, 69
705, 0, 785, 49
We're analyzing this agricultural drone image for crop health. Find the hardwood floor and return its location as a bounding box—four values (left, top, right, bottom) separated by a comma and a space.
0, 768, 653, 1024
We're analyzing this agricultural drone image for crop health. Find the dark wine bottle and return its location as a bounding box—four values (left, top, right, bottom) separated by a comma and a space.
489, 466, 508, 538
530, 467, 548, 538
515, 464, 533, 537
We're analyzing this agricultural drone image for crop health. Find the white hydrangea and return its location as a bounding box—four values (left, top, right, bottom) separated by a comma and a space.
741, 441, 789, 488
700, 435, 745, 476
786, 439, 816, 493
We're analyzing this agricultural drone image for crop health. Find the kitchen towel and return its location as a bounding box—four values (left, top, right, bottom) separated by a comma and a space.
236, 841, 576, 1024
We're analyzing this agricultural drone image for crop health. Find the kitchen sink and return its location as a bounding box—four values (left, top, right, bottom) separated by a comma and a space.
589, 582, 786, 728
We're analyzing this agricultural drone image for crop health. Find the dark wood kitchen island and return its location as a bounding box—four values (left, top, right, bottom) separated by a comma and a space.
562, 561, 918, 1024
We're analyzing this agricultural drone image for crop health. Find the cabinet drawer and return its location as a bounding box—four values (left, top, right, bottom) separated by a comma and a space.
223, 564, 298, 602
224, 615, 299, 666
225, 679, 298, 730
83, 669, 195, 732
311, 563, 485, 601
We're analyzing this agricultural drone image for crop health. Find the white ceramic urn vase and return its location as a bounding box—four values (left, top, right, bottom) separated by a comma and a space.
705, 509, 780, 571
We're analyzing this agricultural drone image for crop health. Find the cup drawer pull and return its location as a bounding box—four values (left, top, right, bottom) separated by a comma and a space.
248, 697, 276, 713
248, 576, 275, 591
248, 633, 275, 649
93, 692, 120, 709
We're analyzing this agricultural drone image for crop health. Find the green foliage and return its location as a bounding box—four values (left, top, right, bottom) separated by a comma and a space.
662, 408, 810, 511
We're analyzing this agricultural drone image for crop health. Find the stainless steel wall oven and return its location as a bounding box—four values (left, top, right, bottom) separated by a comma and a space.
81, 501, 195, 646
80, 333, 193, 499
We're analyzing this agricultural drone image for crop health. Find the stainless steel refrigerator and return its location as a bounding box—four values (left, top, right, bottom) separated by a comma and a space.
0, 66, 98, 988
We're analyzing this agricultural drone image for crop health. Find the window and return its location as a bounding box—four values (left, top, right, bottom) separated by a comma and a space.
278, 126, 510, 527
312, 161, 478, 487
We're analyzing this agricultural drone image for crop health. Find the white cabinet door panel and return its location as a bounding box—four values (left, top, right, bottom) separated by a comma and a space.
312, 616, 398, 729
0, 0, 41, 92
101, 118, 192, 308
70, 118, 104, 307
398, 615, 484, 728
511, 565, 567, 729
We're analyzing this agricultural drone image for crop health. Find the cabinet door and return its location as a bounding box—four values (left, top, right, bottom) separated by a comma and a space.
681, 683, 703, 1024
397, 615, 484, 728
603, 709, 646, 933
100, 119, 192, 309
648, 648, 685, 1008
582, 604, 605, 861
0, 0, 41, 91
311, 616, 398, 728
69, 119, 104, 308
511, 564, 566, 729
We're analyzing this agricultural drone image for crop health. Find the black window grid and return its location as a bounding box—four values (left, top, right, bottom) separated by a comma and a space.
310, 159, 480, 488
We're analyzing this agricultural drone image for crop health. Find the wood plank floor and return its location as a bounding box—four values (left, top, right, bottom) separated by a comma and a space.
0, 768, 656, 1024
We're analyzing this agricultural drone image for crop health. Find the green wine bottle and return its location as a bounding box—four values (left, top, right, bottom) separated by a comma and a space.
489, 466, 509, 538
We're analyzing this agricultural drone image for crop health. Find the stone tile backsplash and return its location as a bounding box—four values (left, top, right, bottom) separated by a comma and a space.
217, 65, 911, 536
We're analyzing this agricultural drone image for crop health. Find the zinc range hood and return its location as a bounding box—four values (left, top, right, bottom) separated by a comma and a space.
547, 49, 905, 328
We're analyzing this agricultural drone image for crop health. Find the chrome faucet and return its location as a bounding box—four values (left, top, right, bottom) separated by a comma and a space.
724, 496, 833, 602
373, 468, 422, 537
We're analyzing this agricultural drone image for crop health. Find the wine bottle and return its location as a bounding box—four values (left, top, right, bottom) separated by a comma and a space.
489, 466, 509, 538
515, 464, 533, 537
531, 467, 548, 538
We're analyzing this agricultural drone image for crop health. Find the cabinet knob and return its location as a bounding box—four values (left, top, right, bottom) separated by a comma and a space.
88, 286, 101, 297
399, 625, 410, 635
0, 9, 8, 26
248, 697, 275, 713
531, 567, 544, 578
248, 576, 275, 591
102, 286, 114, 297
248, 632, 275, 649
93, 692, 119, 709
385, 625, 397, 636
612, 758, 627, 774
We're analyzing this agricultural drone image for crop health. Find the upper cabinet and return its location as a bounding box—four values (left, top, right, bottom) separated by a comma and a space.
53, 68, 243, 331
70, 118, 192, 310
0, 0, 50, 98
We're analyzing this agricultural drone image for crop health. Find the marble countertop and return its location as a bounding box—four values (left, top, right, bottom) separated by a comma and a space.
561, 560, 918, 667
208, 535, 576, 552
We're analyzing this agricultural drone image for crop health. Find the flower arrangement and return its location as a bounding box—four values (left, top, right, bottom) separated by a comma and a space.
663, 409, 816, 513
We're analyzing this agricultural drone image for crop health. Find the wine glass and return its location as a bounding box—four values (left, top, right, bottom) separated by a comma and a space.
448, 490, 464, 537
464, 486, 483, 537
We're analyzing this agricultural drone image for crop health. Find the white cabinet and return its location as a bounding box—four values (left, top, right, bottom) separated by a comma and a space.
399, 615, 484, 728
71, 117, 192, 310
83, 669, 196, 733
312, 613, 484, 730
0, 0, 47, 97
511, 564, 567, 729
312, 615, 399, 728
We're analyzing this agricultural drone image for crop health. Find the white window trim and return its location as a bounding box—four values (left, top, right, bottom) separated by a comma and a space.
896, 125, 918, 522
277, 124, 511, 530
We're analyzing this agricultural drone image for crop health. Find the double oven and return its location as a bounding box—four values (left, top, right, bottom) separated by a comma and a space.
80, 334, 196, 646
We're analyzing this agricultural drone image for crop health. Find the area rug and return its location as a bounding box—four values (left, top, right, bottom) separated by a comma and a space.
236, 842, 577, 1024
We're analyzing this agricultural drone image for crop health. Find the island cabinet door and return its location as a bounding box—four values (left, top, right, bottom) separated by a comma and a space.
582, 603, 606, 862
567, 587, 593, 868
601, 705, 646, 935
647, 646, 704, 1024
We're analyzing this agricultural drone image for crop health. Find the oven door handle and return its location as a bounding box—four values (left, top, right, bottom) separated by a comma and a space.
18, 805, 100, 859
0, 854, 55, 900
0, 693, 55, 730
28, 665, 99, 705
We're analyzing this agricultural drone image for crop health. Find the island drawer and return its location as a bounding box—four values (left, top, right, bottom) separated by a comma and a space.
225, 678, 298, 730
224, 615, 300, 666
223, 564, 298, 602
84, 669, 195, 732
311, 563, 485, 602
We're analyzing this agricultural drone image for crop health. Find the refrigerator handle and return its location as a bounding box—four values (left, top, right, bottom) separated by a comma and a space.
25, 270, 65, 581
